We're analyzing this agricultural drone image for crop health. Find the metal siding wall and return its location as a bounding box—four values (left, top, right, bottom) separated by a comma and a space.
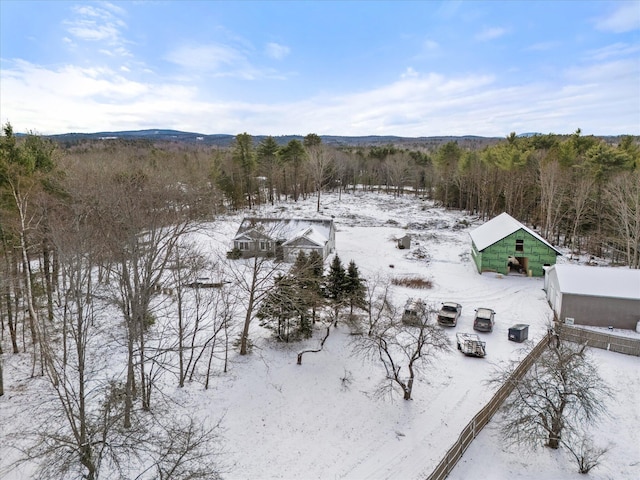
561, 295, 640, 330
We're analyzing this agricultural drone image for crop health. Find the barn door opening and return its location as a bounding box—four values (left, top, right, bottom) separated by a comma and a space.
507, 256, 528, 275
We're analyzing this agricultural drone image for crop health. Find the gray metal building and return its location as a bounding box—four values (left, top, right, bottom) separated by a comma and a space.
544, 264, 640, 330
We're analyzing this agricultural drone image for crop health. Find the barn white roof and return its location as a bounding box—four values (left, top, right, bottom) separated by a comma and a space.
550, 264, 640, 300
469, 212, 559, 253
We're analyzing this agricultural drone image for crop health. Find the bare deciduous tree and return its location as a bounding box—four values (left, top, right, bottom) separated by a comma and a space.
494, 337, 610, 451
11, 201, 128, 480
93, 165, 200, 426
305, 142, 334, 212
604, 171, 640, 268
170, 246, 236, 386
538, 158, 567, 240
384, 153, 410, 197
356, 301, 449, 400
224, 253, 283, 355
136, 416, 224, 480
563, 431, 609, 474
363, 272, 392, 337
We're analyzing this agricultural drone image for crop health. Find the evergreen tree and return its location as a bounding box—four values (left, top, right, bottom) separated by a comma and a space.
325, 255, 348, 322
257, 274, 299, 342
259, 251, 326, 341
308, 250, 324, 278
290, 250, 326, 334
300, 250, 325, 327
325, 255, 346, 301
232, 132, 256, 208
345, 260, 366, 315
291, 250, 309, 276
279, 139, 306, 201
256, 136, 280, 205
290, 251, 313, 336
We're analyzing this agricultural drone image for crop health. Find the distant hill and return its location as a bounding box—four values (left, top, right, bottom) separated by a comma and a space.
43, 129, 504, 149
48, 129, 235, 146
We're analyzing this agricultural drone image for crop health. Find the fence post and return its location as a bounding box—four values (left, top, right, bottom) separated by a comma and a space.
426, 330, 552, 480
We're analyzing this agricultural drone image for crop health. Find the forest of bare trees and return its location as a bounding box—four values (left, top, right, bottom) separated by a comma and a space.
0, 123, 638, 477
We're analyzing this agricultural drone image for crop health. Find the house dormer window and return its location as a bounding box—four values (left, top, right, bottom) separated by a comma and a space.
516, 239, 524, 252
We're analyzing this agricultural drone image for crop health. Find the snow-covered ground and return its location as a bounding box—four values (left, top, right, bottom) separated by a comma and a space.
1, 190, 638, 479
448, 347, 640, 480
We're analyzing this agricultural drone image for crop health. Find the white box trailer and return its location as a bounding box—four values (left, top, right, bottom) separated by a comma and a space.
456, 333, 486, 358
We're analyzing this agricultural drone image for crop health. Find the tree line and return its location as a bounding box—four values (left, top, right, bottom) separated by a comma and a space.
0, 122, 633, 478
220, 129, 638, 267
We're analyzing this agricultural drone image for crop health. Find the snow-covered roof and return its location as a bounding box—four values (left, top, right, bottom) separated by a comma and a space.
550, 264, 640, 300
469, 212, 560, 253
234, 217, 333, 243
282, 226, 327, 247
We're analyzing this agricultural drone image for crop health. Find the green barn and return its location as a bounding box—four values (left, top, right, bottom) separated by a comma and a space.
469, 212, 561, 277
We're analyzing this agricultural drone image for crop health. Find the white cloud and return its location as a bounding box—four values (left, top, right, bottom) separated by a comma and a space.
1, 57, 638, 137
165, 44, 245, 71
586, 42, 640, 60
67, 22, 120, 42
525, 41, 561, 52
265, 42, 291, 60
0, 60, 195, 133
595, 2, 640, 33
165, 43, 288, 81
64, 2, 130, 56
476, 27, 509, 41
423, 39, 439, 51
400, 67, 419, 79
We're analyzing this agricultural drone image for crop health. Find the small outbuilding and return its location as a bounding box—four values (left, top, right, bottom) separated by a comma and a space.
544, 264, 640, 330
397, 234, 411, 250
469, 212, 560, 277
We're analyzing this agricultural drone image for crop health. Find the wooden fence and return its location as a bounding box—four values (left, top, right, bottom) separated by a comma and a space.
555, 323, 640, 356
427, 324, 640, 480
427, 331, 552, 480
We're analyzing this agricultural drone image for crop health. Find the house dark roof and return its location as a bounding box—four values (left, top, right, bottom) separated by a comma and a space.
469, 212, 560, 253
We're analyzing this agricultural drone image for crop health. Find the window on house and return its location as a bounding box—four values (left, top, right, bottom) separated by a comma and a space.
260, 241, 271, 250
238, 241, 249, 251
515, 239, 524, 252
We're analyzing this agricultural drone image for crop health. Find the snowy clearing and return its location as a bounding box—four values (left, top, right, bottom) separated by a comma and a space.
1, 190, 637, 480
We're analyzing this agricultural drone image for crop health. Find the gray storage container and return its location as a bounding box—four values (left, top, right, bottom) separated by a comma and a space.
508, 324, 529, 343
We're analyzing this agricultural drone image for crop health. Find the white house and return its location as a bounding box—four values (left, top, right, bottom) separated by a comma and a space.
232, 217, 335, 262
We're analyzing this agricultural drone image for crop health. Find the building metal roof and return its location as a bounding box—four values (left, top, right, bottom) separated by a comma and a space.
549, 264, 640, 300
469, 212, 560, 253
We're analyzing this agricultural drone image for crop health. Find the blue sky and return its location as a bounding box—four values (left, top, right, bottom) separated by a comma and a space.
1, 1, 639, 136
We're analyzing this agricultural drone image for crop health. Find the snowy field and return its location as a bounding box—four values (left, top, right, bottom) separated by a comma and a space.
1, 190, 638, 479
448, 347, 640, 480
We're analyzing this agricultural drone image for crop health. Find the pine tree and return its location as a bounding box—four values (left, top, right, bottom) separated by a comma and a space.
259, 251, 326, 341
345, 260, 366, 315
290, 250, 324, 335
325, 255, 348, 322
326, 255, 346, 301
257, 274, 299, 342
308, 250, 324, 278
